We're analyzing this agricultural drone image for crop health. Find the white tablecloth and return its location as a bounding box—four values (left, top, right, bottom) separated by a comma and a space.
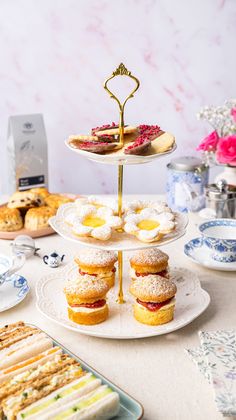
0, 195, 235, 420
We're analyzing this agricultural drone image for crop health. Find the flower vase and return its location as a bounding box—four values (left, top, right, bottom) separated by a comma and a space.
215, 166, 236, 186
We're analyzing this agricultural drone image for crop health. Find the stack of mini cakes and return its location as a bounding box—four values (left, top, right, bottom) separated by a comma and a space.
129, 248, 177, 326
64, 249, 117, 325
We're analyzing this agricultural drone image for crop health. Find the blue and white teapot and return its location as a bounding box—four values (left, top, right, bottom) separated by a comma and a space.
43, 252, 65, 268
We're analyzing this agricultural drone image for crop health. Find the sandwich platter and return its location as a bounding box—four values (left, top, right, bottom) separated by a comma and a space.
36, 263, 210, 340
27, 325, 144, 419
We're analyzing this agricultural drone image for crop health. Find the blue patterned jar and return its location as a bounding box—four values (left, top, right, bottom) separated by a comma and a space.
166, 156, 209, 212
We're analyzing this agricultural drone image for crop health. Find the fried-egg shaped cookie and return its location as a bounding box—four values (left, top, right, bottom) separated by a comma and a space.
71, 206, 122, 241
75, 196, 118, 214
124, 200, 172, 217
124, 209, 175, 242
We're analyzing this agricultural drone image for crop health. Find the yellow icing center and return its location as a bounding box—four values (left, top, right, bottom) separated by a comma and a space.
137, 220, 159, 230
83, 216, 105, 228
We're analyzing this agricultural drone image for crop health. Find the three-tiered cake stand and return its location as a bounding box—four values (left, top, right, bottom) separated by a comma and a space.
36, 64, 210, 339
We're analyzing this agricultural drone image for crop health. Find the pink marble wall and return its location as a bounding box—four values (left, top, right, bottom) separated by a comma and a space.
0, 0, 235, 194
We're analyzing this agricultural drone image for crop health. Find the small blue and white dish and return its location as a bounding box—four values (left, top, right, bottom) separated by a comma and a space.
0, 274, 30, 312
184, 237, 236, 271
199, 219, 236, 263
0, 253, 25, 285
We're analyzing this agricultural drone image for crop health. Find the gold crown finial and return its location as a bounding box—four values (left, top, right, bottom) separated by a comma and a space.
112, 63, 131, 77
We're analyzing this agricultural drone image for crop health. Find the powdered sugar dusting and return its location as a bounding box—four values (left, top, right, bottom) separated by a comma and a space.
76, 248, 117, 266
130, 248, 169, 266
64, 276, 109, 295
130, 277, 176, 299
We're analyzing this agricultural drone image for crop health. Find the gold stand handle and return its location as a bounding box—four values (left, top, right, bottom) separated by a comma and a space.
104, 63, 139, 304
103, 63, 140, 148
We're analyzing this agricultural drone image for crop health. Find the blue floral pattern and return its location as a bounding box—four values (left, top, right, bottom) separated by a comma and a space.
166, 167, 209, 212
186, 330, 236, 416
199, 220, 236, 262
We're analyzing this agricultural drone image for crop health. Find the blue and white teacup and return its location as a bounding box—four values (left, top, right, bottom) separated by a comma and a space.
199, 219, 236, 263
0, 253, 25, 285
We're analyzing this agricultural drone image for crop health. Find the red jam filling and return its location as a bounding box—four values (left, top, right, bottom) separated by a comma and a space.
70, 299, 106, 309
137, 298, 172, 312
135, 269, 168, 278
79, 267, 116, 276
79, 269, 97, 276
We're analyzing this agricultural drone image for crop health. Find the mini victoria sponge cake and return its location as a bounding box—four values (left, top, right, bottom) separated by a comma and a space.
130, 277, 177, 326
130, 248, 169, 275
64, 277, 110, 325
74, 248, 117, 288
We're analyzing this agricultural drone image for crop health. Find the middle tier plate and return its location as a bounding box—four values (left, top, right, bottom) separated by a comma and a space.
49, 212, 188, 251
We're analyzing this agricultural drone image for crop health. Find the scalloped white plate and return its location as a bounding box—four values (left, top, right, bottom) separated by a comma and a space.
36, 264, 210, 339
65, 133, 176, 165
49, 211, 188, 252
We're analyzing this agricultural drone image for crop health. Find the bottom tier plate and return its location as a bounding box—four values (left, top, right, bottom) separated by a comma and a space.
36, 262, 210, 339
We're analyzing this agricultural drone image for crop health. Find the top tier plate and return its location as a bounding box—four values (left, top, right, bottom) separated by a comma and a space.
65, 132, 176, 165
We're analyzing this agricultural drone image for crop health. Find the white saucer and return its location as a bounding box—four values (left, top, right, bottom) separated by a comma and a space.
0, 274, 30, 312
184, 238, 236, 271
36, 263, 210, 340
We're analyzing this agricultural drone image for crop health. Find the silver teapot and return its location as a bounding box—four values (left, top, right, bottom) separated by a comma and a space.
43, 252, 65, 268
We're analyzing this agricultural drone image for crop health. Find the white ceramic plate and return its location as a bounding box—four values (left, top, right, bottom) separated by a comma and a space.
36, 263, 210, 340
49, 212, 188, 252
65, 134, 176, 165
184, 237, 236, 271
0, 274, 30, 312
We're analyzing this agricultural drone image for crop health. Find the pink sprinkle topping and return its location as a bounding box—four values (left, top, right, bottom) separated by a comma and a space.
91, 122, 118, 135
124, 125, 161, 154
79, 141, 110, 148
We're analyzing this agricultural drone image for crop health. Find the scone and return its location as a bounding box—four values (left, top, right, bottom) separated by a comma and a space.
29, 187, 50, 199
75, 248, 117, 288
130, 277, 177, 326
7, 191, 44, 209
130, 248, 169, 280
64, 277, 110, 325
24, 206, 56, 230
0, 207, 23, 231
45, 194, 73, 210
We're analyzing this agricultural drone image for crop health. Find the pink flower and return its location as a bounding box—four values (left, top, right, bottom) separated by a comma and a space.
197, 130, 219, 151
231, 108, 236, 122
216, 135, 236, 166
